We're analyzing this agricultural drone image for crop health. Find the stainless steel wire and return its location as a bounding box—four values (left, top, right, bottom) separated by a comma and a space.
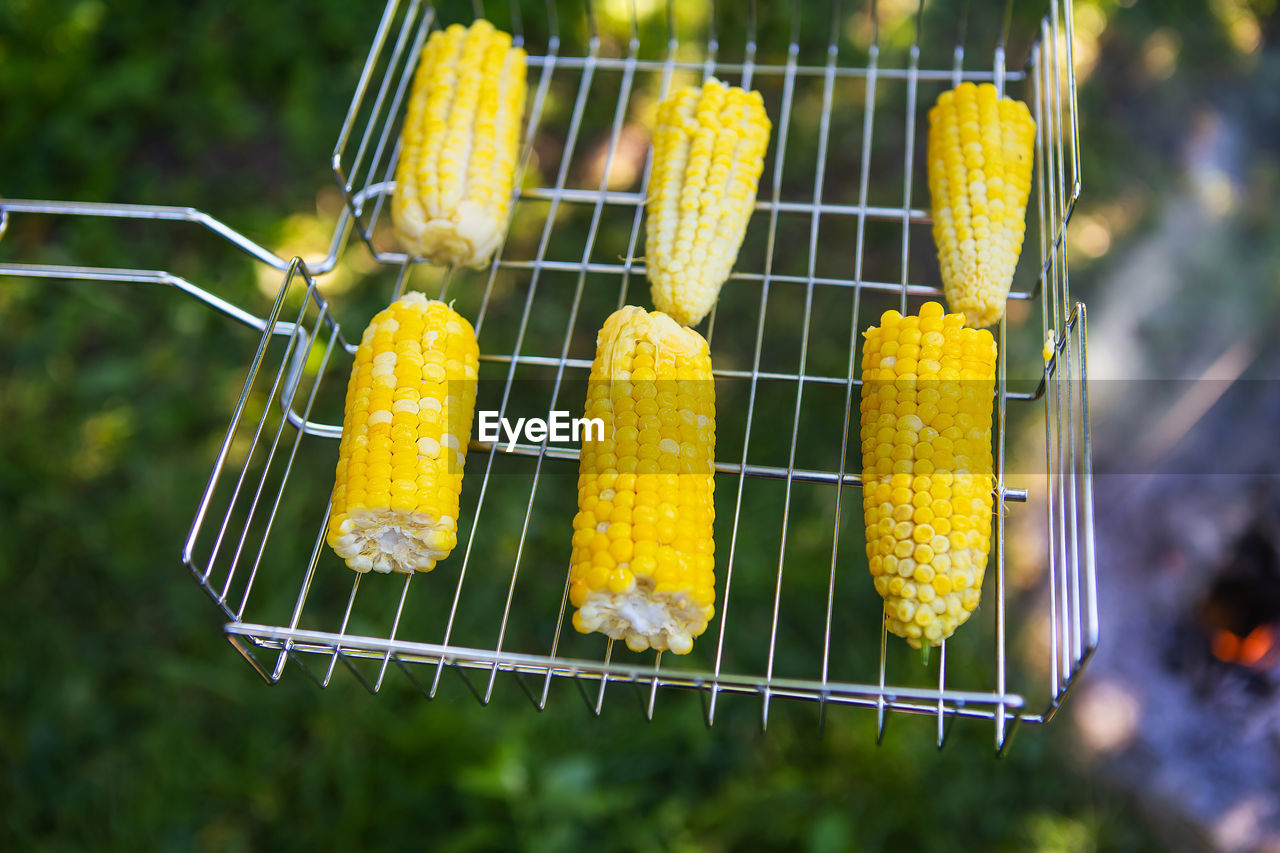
0, 0, 1095, 751
478, 24, 604, 705
707, 1, 802, 727
760, 0, 837, 730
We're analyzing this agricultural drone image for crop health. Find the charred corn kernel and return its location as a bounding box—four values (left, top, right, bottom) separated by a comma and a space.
326, 292, 479, 574
645, 79, 771, 327
860, 301, 996, 649
392, 20, 527, 268
927, 82, 1035, 328
569, 307, 716, 654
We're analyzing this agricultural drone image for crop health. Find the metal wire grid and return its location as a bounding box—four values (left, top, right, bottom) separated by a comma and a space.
0, 0, 1092, 752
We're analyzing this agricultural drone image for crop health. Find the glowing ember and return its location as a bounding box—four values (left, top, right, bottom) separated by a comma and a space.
1210, 624, 1278, 669
1239, 625, 1277, 667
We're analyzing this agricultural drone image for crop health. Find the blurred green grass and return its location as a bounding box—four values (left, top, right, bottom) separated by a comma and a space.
2, 0, 1272, 849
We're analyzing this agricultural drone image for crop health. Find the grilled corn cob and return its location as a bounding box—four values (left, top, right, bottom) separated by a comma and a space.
569, 307, 717, 654
927, 82, 1035, 328
860, 301, 996, 648
327, 292, 479, 574
645, 79, 771, 328
392, 19, 527, 268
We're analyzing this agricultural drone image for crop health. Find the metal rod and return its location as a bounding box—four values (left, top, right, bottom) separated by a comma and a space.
202, 274, 317, 588
183, 258, 304, 616
994, 312, 1010, 749
510, 187, 936, 221
953, 0, 970, 87
474, 21, 561, 336
761, 4, 840, 731
742, 0, 758, 91
509, 0, 524, 43
152, 0, 1094, 749
824, 0, 880, 723
1031, 39, 1059, 699
428, 21, 564, 698
897, 6, 922, 314
226, 316, 327, 603
0, 198, 288, 271
374, 573, 416, 692
323, 572, 364, 687
361, 9, 434, 238
521, 54, 1028, 80
1050, 0, 1084, 682
225, 622, 1030, 712
1063, 0, 1082, 206
234, 315, 340, 619
338, 1, 425, 199
593, 640, 613, 716
0, 262, 276, 335
271, 495, 335, 682
876, 618, 889, 742
1047, 11, 1074, 693
1076, 303, 1099, 651
708, 18, 802, 728
936, 640, 947, 748
479, 36, 603, 705
541, 22, 672, 710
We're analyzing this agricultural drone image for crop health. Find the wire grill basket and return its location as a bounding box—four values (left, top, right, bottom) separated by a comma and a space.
0, 0, 1092, 752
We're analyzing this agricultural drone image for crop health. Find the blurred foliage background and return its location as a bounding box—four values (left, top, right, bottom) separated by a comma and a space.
2, 0, 1277, 849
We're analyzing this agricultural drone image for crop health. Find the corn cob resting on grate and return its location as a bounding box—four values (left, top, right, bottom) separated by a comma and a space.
927, 82, 1035, 328
327, 292, 479, 574
392, 20, 527, 268
569, 307, 717, 654
645, 79, 771, 328
860, 302, 997, 649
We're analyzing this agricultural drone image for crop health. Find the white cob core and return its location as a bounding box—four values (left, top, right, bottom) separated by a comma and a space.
331, 509, 457, 574
575, 576, 711, 655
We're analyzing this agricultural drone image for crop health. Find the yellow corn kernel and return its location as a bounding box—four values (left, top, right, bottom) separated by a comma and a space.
326, 292, 479, 574
860, 301, 996, 648
569, 307, 716, 654
646, 79, 771, 327
392, 20, 527, 267
927, 82, 1035, 328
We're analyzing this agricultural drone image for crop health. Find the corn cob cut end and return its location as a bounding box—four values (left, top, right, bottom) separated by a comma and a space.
646, 79, 771, 328
860, 301, 997, 648
572, 578, 712, 655
395, 200, 506, 270
328, 509, 458, 574
927, 82, 1035, 328
326, 292, 479, 574
392, 19, 528, 268
570, 307, 717, 654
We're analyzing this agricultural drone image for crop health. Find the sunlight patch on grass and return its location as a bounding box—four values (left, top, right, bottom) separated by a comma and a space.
1024, 811, 1097, 853
1210, 0, 1262, 55
1141, 29, 1181, 81
1070, 214, 1112, 260
1068, 3, 1109, 85
254, 186, 383, 302
73, 404, 134, 481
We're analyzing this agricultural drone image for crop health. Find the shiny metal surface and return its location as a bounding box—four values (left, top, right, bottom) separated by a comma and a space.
0, 0, 1092, 752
